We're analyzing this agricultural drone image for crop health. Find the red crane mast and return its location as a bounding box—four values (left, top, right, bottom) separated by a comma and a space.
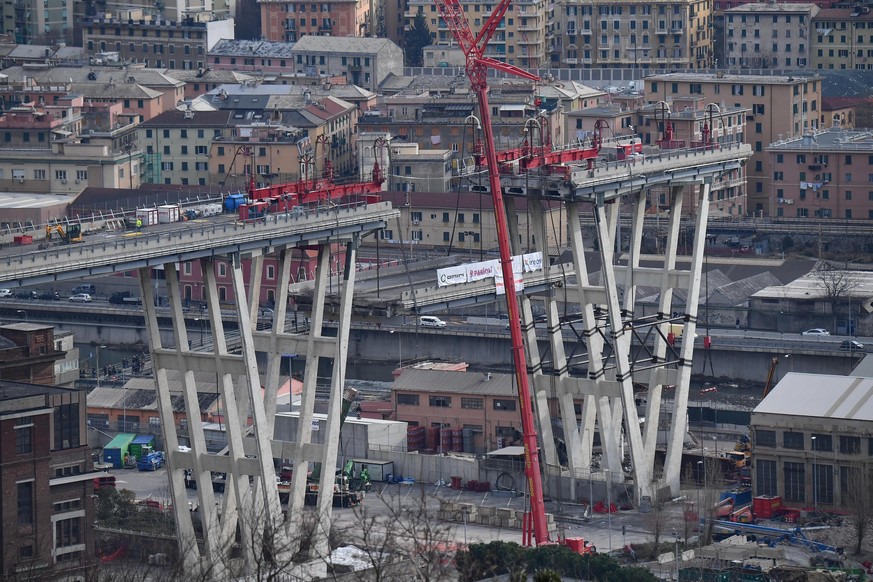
435, 0, 551, 546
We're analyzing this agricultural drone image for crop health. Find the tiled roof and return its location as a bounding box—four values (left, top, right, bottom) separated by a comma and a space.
392, 368, 517, 396
140, 109, 233, 127
291, 36, 399, 55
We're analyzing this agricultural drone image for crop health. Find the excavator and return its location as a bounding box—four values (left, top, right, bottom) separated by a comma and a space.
45, 223, 83, 243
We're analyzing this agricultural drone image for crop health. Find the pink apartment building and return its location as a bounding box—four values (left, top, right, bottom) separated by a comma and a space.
767, 127, 873, 220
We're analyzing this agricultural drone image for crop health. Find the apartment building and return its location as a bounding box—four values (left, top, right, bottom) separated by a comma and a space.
0, 99, 141, 195
723, 3, 817, 69
645, 72, 820, 216
207, 38, 296, 72
0, 66, 186, 122
139, 109, 234, 185
553, 0, 713, 70
0, 0, 74, 44
811, 7, 873, 71
406, 0, 548, 70
751, 373, 873, 512
638, 97, 750, 217
0, 323, 96, 579
259, 0, 371, 42
766, 128, 873, 220
287, 35, 402, 91
81, 8, 235, 70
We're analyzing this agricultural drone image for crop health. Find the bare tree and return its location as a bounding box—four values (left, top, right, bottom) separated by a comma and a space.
811, 265, 860, 331
844, 468, 873, 555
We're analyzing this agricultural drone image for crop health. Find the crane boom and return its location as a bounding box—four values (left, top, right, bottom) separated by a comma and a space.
434, 0, 550, 546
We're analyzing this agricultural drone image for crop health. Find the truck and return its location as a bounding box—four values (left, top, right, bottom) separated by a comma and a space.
137, 451, 165, 471
277, 387, 367, 507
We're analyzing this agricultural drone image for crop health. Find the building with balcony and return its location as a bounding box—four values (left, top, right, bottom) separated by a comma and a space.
724, 3, 817, 69
645, 72, 821, 216
205, 90, 357, 182
811, 7, 873, 71
0, 65, 186, 122
766, 127, 873, 220
751, 372, 873, 512
553, 0, 713, 70
139, 108, 235, 185
637, 96, 750, 217
259, 0, 371, 42
81, 8, 235, 70
406, 0, 548, 70
0, 0, 74, 44
0, 99, 141, 195
287, 35, 402, 91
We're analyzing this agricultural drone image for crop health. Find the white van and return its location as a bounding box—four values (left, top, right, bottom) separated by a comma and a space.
419, 316, 447, 328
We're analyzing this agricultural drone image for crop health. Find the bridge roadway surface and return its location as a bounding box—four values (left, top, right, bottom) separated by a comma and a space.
0, 201, 398, 289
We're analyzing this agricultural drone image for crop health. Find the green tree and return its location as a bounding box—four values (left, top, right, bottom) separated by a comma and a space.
403, 12, 432, 67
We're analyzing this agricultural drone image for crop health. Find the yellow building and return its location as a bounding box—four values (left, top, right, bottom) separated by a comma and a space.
811, 8, 873, 71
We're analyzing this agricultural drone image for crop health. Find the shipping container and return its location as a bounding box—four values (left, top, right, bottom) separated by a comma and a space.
136, 208, 159, 226
752, 495, 782, 519
13, 235, 33, 245
103, 433, 136, 468
158, 205, 181, 224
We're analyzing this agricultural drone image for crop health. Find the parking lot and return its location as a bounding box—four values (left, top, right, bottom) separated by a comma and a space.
108, 464, 672, 553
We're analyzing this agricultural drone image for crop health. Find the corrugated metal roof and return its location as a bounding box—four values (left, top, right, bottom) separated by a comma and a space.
754, 372, 873, 421
392, 368, 516, 396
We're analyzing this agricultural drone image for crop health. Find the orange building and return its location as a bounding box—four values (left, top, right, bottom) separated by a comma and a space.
259, 0, 371, 42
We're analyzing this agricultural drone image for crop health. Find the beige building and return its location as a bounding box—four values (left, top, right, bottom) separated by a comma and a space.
811, 8, 873, 71
377, 190, 568, 256
406, 0, 548, 70
645, 72, 821, 216
751, 373, 873, 512
724, 3, 818, 69
0, 99, 141, 195
82, 9, 235, 71
553, 0, 713, 70
0, 0, 74, 44
139, 109, 234, 186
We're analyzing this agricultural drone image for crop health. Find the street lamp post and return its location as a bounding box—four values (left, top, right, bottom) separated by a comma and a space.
606, 468, 613, 552
811, 435, 818, 512
16, 309, 27, 322
195, 318, 205, 347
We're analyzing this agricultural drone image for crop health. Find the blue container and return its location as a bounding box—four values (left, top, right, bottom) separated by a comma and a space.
224, 193, 246, 212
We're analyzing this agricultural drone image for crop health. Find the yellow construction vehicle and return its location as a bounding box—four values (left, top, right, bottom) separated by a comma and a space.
45, 223, 83, 243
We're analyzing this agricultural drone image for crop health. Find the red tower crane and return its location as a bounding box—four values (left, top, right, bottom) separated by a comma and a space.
435, 0, 551, 546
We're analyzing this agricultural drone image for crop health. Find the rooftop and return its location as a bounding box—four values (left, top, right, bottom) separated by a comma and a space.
209, 39, 296, 57
645, 72, 820, 84
766, 128, 873, 151
0, 379, 73, 402
393, 368, 517, 396
291, 35, 400, 55
726, 2, 818, 12
751, 269, 873, 301
754, 372, 873, 421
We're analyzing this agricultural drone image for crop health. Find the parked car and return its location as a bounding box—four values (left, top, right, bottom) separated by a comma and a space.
840, 340, 865, 351
802, 328, 830, 336
39, 291, 60, 301
69, 293, 92, 302
0, 289, 11, 298
72, 284, 96, 295
15, 290, 37, 299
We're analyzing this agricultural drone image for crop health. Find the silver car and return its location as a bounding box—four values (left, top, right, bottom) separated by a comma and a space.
69, 293, 92, 302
